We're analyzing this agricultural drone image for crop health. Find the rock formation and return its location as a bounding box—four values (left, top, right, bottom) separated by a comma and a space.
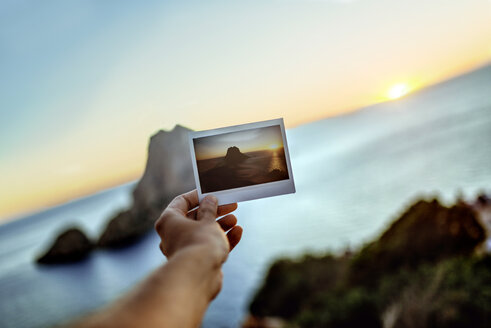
98, 124, 195, 248
97, 209, 151, 248
37, 227, 93, 264
132, 125, 196, 218
224, 146, 249, 165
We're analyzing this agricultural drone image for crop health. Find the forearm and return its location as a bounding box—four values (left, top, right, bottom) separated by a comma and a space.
70, 245, 223, 328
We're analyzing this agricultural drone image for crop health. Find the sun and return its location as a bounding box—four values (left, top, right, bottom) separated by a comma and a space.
269, 143, 279, 150
387, 83, 410, 99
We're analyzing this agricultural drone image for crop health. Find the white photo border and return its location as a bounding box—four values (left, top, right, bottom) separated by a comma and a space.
188, 118, 296, 205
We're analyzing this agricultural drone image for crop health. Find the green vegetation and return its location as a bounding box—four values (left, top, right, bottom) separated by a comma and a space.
249, 199, 490, 328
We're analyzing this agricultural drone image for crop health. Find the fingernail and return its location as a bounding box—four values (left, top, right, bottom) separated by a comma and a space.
206, 195, 218, 205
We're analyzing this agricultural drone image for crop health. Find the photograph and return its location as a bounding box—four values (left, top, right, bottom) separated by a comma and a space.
189, 119, 295, 204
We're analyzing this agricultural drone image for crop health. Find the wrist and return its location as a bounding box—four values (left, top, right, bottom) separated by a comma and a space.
169, 243, 226, 300
171, 243, 226, 271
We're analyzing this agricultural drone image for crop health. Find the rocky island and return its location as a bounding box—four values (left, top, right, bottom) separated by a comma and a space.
37, 125, 195, 263
37, 228, 93, 264
224, 146, 250, 165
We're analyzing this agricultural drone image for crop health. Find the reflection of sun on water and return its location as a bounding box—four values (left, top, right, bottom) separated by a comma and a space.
268, 152, 283, 172
264, 143, 284, 172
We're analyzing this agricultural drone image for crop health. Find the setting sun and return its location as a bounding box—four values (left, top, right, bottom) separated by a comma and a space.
388, 83, 410, 99
269, 143, 279, 150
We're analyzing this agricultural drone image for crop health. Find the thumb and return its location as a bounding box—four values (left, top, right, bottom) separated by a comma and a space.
197, 195, 218, 221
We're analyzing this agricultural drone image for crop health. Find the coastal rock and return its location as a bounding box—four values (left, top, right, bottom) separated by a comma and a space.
349, 198, 486, 285
97, 208, 153, 248
224, 146, 249, 165
248, 197, 488, 327
132, 125, 195, 218
98, 125, 196, 248
37, 228, 93, 264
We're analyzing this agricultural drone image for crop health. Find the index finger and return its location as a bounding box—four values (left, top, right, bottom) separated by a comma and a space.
167, 190, 199, 214
186, 202, 238, 220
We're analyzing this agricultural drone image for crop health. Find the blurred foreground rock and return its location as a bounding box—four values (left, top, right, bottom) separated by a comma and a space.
37, 125, 195, 262
349, 198, 485, 285
247, 195, 491, 328
97, 125, 195, 249
37, 228, 93, 264
97, 208, 152, 248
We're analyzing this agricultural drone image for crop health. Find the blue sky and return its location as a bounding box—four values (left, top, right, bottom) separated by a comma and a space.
0, 0, 490, 219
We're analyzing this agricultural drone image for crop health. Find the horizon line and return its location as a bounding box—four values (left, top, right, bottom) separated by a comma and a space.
2, 60, 489, 223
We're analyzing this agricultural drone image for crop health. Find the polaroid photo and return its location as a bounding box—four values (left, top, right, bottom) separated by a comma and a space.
188, 118, 296, 205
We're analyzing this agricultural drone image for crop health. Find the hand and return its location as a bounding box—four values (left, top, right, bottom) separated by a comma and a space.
154, 190, 243, 262
72, 191, 243, 328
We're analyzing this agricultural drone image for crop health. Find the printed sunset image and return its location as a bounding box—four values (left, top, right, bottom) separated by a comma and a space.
193, 125, 289, 193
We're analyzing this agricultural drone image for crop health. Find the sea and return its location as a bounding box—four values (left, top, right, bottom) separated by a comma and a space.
1, 64, 490, 328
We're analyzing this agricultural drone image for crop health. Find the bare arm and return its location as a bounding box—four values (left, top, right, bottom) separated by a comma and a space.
70, 191, 242, 328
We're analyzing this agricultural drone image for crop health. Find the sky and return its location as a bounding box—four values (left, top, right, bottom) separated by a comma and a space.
194, 125, 284, 160
0, 0, 490, 221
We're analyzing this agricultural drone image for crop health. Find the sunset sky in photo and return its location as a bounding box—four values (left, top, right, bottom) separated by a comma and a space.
0, 0, 490, 220
194, 125, 284, 161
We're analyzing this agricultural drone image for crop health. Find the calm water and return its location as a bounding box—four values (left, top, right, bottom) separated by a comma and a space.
1, 65, 490, 328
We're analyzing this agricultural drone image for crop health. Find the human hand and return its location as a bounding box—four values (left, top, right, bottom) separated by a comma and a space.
154, 190, 243, 263
73, 191, 242, 328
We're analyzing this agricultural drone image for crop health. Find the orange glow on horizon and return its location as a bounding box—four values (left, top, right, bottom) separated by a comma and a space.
194, 126, 285, 161
0, 167, 141, 223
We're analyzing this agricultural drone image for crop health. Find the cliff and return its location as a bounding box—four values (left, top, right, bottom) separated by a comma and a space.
247, 195, 490, 328
37, 125, 196, 262
98, 125, 195, 248
132, 125, 195, 219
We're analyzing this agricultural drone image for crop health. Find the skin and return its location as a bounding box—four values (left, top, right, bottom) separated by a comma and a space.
70, 190, 242, 328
